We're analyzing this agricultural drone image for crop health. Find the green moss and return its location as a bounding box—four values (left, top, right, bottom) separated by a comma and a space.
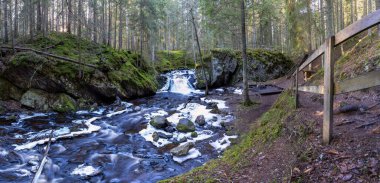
51, 94, 77, 113
156, 50, 194, 72
191, 132, 198, 138
162, 91, 296, 182
11, 32, 157, 95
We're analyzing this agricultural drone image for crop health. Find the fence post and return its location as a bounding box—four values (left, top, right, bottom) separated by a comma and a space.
295, 68, 299, 108
323, 36, 335, 145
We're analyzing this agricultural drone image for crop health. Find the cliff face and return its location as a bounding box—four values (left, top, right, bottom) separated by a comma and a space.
195, 49, 293, 89
0, 33, 157, 113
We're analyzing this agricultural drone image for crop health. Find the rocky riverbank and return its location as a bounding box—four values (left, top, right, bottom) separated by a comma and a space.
0, 32, 157, 113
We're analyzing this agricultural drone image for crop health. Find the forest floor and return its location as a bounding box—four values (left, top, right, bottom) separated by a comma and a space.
163, 76, 380, 182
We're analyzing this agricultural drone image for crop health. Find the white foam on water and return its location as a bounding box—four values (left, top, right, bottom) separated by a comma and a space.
13, 117, 101, 151
18, 113, 50, 121
209, 134, 238, 152
0, 148, 9, 156
71, 164, 100, 177
173, 148, 201, 164
159, 70, 201, 95
201, 98, 229, 109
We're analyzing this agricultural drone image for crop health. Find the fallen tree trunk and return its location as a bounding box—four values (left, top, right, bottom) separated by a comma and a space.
1, 46, 98, 69
32, 129, 54, 183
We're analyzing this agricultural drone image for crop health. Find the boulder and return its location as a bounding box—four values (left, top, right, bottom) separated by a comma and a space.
150, 116, 169, 129
51, 93, 77, 113
195, 115, 206, 126
176, 118, 196, 132
20, 89, 50, 110
170, 142, 195, 156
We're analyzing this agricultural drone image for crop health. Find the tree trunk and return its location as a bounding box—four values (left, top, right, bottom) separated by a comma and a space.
107, 0, 112, 46
3, 0, 8, 43
241, 0, 251, 105
67, 0, 72, 33
14, 0, 18, 38
78, 0, 83, 37
93, 0, 97, 42
190, 8, 209, 95
118, 0, 123, 50
320, 0, 325, 40
101, 0, 106, 44
376, 0, 380, 36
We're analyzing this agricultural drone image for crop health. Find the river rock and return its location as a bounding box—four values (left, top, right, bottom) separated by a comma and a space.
150, 116, 169, 129
164, 126, 176, 133
176, 118, 195, 132
195, 115, 206, 126
51, 93, 77, 113
170, 142, 195, 156
158, 132, 173, 139
20, 89, 50, 110
152, 132, 159, 142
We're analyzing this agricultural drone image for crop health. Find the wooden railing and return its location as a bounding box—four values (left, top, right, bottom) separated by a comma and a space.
293, 9, 380, 145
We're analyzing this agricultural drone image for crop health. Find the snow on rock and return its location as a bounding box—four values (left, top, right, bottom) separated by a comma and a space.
173, 148, 201, 164
201, 98, 228, 109
209, 134, 238, 152
233, 88, 243, 95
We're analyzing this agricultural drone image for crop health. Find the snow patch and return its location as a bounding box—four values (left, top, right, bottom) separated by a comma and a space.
173, 148, 201, 163
209, 134, 238, 152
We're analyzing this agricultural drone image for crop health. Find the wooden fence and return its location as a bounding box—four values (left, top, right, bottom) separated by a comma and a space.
293, 9, 380, 145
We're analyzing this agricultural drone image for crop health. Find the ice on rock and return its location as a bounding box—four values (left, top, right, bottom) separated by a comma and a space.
209, 134, 238, 152
173, 148, 201, 164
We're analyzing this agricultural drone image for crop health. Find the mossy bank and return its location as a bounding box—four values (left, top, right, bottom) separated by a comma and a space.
0, 32, 157, 113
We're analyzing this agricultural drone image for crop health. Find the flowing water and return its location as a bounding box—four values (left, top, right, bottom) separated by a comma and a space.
0, 70, 237, 183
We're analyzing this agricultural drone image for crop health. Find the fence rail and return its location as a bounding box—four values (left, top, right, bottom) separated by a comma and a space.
293, 9, 380, 145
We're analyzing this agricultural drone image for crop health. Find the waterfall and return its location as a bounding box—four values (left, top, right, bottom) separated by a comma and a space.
159, 70, 199, 95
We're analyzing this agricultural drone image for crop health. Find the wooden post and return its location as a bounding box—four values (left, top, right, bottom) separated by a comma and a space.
323, 36, 335, 145
295, 68, 299, 108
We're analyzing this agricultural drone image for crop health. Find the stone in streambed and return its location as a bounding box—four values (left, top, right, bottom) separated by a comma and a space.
176, 118, 195, 132
170, 142, 195, 156
150, 116, 169, 129
152, 132, 159, 142
164, 126, 176, 133
195, 115, 206, 126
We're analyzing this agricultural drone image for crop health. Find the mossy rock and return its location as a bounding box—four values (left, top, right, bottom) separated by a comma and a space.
51, 94, 77, 113
177, 118, 196, 132
156, 50, 194, 72
150, 116, 169, 129
191, 132, 198, 138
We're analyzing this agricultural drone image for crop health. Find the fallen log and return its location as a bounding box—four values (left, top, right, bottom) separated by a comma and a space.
1, 46, 98, 69
32, 129, 54, 183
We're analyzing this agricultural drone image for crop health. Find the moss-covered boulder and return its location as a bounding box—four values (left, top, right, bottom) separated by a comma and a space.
51, 94, 77, 113
176, 118, 196, 132
195, 49, 293, 88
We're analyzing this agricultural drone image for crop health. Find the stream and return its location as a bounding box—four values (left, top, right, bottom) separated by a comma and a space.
0, 70, 239, 183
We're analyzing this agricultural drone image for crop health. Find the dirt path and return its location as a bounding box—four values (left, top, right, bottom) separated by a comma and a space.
187, 79, 380, 182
